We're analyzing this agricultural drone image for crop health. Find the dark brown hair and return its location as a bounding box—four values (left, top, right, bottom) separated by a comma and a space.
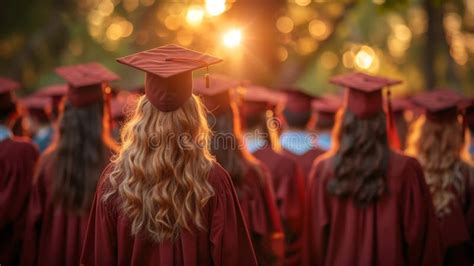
51, 101, 109, 212
283, 109, 311, 129
209, 104, 263, 186
328, 109, 390, 206
0, 104, 16, 124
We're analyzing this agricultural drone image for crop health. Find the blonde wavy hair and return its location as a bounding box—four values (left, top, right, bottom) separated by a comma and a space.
406, 115, 469, 216
104, 94, 215, 242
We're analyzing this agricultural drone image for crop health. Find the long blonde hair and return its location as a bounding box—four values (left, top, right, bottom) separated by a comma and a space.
105, 94, 215, 242
406, 115, 468, 216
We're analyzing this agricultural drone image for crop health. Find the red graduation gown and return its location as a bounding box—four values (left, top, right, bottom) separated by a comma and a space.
437, 163, 474, 265
253, 146, 305, 266
303, 151, 444, 266
283, 148, 324, 184
21, 151, 112, 266
80, 163, 258, 266
0, 138, 39, 266
234, 161, 284, 266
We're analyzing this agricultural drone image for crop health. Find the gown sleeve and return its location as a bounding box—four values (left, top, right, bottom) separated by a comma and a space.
209, 168, 258, 266
302, 158, 330, 266
402, 157, 444, 266
0, 142, 38, 229
283, 162, 305, 235
80, 169, 118, 266
20, 157, 47, 266
464, 164, 474, 238
261, 166, 285, 264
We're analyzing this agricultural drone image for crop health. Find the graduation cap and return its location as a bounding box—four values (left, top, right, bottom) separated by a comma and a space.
55, 62, 119, 107
312, 95, 342, 121
0, 77, 20, 110
239, 85, 286, 117
330, 72, 402, 118
117, 44, 222, 112
193, 74, 239, 115
35, 83, 68, 98
391, 98, 414, 114
280, 88, 315, 114
312, 95, 342, 115
19, 96, 52, 122
411, 89, 464, 123
20, 96, 52, 110
35, 84, 68, 110
330, 72, 402, 149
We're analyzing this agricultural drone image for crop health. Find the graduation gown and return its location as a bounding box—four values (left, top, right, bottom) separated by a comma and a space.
235, 160, 284, 266
438, 163, 474, 265
80, 162, 258, 266
284, 148, 324, 184
0, 138, 39, 266
21, 150, 113, 266
253, 146, 305, 266
303, 151, 444, 266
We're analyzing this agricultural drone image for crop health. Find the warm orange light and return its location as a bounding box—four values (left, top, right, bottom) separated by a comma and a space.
222, 29, 242, 48
309, 19, 330, 40
295, 0, 311, 6
106, 23, 123, 40
206, 0, 226, 16
186, 5, 204, 26
320, 51, 339, 69
355, 46, 375, 69
342, 50, 355, 68
276, 16, 294, 34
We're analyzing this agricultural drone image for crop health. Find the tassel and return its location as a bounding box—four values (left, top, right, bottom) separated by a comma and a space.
165, 57, 210, 88
102, 84, 113, 131
461, 108, 467, 141
386, 88, 401, 150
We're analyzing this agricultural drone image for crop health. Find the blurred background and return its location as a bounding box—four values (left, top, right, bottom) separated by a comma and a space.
0, 0, 473, 97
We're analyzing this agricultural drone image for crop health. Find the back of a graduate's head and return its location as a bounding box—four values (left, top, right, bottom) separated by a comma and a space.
208, 105, 248, 185
328, 108, 389, 207
0, 103, 17, 126
283, 109, 311, 130
243, 111, 267, 132
405, 115, 467, 216
107, 94, 215, 242
51, 100, 109, 212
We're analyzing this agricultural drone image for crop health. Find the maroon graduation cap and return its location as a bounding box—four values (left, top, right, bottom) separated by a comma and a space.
35, 83, 68, 110
55, 62, 119, 107
19, 96, 52, 121
117, 44, 222, 112
280, 88, 315, 114
330, 72, 402, 118
330, 72, 402, 149
391, 98, 415, 114
312, 95, 342, 114
20, 96, 52, 110
312, 95, 342, 120
193, 74, 239, 115
411, 89, 465, 123
0, 77, 20, 110
239, 85, 286, 118
35, 84, 68, 98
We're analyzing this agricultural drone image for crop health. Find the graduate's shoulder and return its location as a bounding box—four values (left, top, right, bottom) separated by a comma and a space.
389, 150, 423, 177
1, 136, 39, 156
207, 161, 236, 193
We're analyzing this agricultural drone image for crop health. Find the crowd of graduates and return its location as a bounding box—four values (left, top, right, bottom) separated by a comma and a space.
0, 44, 473, 266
